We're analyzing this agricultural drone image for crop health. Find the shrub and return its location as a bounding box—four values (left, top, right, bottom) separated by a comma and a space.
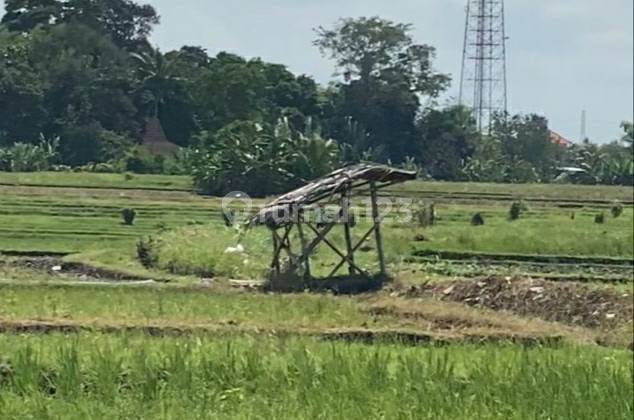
611, 202, 624, 218
471, 213, 485, 226
0, 148, 10, 171
509, 201, 526, 221
189, 119, 339, 197
119, 147, 167, 174
58, 126, 133, 166
0, 135, 59, 172
136, 236, 160, 268
595, 213, 605, 224
121, 208, 137, 226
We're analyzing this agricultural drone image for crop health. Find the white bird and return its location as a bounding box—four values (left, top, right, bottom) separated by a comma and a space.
224, 244, 245, 254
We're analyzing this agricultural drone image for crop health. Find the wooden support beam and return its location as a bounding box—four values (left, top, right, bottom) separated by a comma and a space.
270, 225, 292, 272
316, 223, 376, 279
341, 188, 355, 275
295, 208, 311, 278
271, 230, 280, 274
305, 223, 369, 279
295, 222, 337, 268
370, 182, 386, 276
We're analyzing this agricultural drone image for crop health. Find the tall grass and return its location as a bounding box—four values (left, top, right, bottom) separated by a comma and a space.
0, 334, 631, 419
143, 206, 633, 281
0, 284, 372, 329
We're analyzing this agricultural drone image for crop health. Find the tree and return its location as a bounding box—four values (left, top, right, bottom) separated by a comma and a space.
418, 105, 479, 180
491, 114, 560, 181
131, 48, 184, 119
192, 53, 322, 134
315, 17, 450, 162
621, 121, 633, 148
0, 29, 47, 144
314, 16, 449, 95
1, 0, 63, 32
26, 23, 141, 164
2, 0, 159, 49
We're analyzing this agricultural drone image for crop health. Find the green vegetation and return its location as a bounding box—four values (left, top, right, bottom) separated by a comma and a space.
0, 334, 631, 420
0, 283, 369, 330
0, 171, 192, 190
1, 2, 631, 184
1, 1, 632, 417
1, 173, 632, 274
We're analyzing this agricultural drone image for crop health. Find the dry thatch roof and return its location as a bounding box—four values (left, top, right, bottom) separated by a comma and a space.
250, 163, 417, 227
142, 117, 180, 156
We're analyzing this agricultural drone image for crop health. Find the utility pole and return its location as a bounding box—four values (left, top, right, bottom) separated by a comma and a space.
459, 0, 508, 132
580, 109, 587, 142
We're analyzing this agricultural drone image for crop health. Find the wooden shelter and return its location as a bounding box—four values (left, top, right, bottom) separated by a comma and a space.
250, 164, 417, 279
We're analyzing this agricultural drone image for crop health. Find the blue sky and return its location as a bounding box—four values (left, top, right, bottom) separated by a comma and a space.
2, 0, 632, 142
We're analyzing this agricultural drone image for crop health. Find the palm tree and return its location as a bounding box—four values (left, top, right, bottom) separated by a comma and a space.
131, 49, 183, 118
621, 121, 633, 148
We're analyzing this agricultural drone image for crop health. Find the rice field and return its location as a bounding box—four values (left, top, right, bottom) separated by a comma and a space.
0, 334, 631, 420
0, 171, 632, 419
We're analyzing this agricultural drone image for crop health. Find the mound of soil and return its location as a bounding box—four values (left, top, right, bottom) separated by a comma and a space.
402, 277, 633, 329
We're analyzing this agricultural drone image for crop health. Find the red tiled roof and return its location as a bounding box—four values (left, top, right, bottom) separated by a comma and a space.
549, 130, 573, 147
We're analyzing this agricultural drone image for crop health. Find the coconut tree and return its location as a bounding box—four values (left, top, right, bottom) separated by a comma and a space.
131, 48, 184, 119
621, 121, 633, 149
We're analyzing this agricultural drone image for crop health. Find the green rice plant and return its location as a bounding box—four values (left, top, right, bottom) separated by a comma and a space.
471, 212, 485, 226
136, 236, 160, 268
120, 208, 136, 225
595, 213, 606, 224
0, 334, 630, 419
612, 201, 624, 218
509, 200, 526, 221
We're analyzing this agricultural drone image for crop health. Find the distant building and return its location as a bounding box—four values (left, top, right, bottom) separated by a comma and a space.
549, 130, 574, 148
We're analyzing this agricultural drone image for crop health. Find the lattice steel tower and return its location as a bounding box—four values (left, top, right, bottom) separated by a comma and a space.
459, 0, 508, 131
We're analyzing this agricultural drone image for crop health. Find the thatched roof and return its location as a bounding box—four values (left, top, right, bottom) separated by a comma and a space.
250, 163, 417, 227
142, 117, 180, 156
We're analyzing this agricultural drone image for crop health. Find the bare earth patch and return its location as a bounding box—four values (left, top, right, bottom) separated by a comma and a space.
396, 276, 633, 329
0, 257, 152, 282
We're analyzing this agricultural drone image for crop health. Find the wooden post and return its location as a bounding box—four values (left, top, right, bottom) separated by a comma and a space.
342, 188, 355, 275
370, 182, 386, 276
295, 207, 311, 278
271, 229, 281, 275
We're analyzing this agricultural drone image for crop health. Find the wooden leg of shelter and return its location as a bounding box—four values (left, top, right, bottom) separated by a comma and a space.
370, 182, 386, 276
317, 225, 375, 279
305, 223, 371, 279
296, 215, 311, 278
271, 229, 281, 274
270, 226, 293, 273
341, 191, 356, 275
296, 222, 336, 269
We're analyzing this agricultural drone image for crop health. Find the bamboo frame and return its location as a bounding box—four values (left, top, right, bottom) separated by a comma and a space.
263, 164, 416, 281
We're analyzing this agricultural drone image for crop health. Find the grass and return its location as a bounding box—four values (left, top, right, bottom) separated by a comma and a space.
406, 206, 634, 257
1, 280, 629, 347
0, 283, 372, 330
387, 179, 634, 202
1, 175, 631, 282
0, 172, 633, 418
133, 206, 633, 282
0, 172, 192, 191
1, 172, 632, 262
0, 333, 631, 419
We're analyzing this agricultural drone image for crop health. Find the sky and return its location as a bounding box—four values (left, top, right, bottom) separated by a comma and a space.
2, 0, 633, 142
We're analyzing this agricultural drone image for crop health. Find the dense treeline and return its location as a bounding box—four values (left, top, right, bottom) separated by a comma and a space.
0, 1, 632, 194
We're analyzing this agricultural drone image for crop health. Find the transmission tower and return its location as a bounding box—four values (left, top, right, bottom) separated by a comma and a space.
459, 0, 508, 131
